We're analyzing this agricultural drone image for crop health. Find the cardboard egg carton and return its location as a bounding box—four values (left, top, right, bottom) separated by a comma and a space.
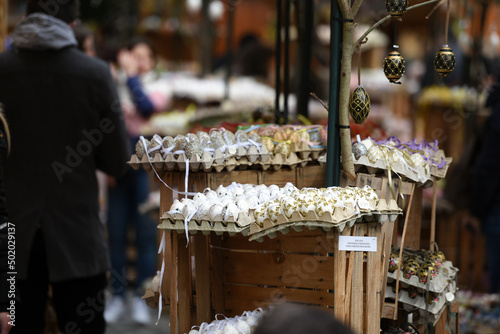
386, 260, 459, 294
248, 199, 402, 242
290, 142, 326, 160
159, 211, 253, 236
429, 150, 452, 179
384, 280, 455, 316
128, 145, 314, 173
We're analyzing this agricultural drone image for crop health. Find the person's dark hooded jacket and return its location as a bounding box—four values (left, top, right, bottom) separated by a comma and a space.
0, 13, 130, 282
470, 82, 500, 220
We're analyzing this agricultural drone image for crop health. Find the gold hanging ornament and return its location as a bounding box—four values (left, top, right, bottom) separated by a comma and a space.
434, 45, 456, 79
349, 42, 370, 124
428, 0, 456, 79
383, 46, 405, 84
386, 0, 409, 17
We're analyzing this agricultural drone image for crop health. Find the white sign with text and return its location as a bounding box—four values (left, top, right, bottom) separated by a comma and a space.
338, 236, 377, 252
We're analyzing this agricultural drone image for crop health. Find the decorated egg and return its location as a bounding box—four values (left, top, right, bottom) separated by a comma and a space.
388, 253, 400, 272
169, 199, 184, 214
266, 201, 281, 222
403, 262, 419, 279
162, 136, 175, 152
247, 132, 262, 143
274, 141, 291, 157
436, 251, 446, 263
196, 201, 213, 220
181, 200, 197, 219
185, 140, 203, 160
309, 129, 321, 143
391, 281, 403, 294
289, 132, 302, 146
367, 145, 384, 163
135, 138, 149, 159
386, 0, 408, 17
196, 131, 210, 141
224, 202, 240, 221
205, 190, 218, 200
208, 204, 224, 221
297, 130, 311, 142
223, 324, 239, 334
254, 206, 268, 226
407, 285, 419, 299
282, 183, 298, 195
235, 199, 250, 213
352, 142, 368, 160
418, 267, 429, 284
174, 136, 189, 153
410, 153, 425, 168
434, 45, 456, 79
428, 291, 439, 305
210, 132, 226, 150
193, 193, 207, 205
221, 129, 236, 145
299, 195, 316, 216
235, 130, 248, 143
258, 191, 271, 205
273, 130, 287, 142
280, 196, 298, 219
261, 137, 274, 152
316, 198, 335, 217
236, 320, 251, 334
383, 49, 405, 84
246, 195, 260, 209
360, 138, 375, 151
216, 185, 230, 197
349, 86, 371, 124
186, 133, 199, 143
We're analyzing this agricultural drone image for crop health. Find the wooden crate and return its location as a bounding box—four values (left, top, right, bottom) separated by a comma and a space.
154, 168, 414, 334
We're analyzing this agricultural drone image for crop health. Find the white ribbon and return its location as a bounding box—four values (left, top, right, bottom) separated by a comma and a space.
155, 231, 166, 325
139, 136, 197, 197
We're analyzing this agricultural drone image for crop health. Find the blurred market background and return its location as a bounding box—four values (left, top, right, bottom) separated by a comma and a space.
3, 0, 500, 333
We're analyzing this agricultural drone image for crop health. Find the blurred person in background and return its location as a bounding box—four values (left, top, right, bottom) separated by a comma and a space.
0, 110, 12, 334
253, 304, 354, 334
469, 74, 500, 294
73, 23, 96, 57
104, 37, 171, 325
0, 0, 130, 333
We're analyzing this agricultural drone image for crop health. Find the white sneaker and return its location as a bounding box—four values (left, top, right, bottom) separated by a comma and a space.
104, 296, 126, 324
131, 296, 152, 325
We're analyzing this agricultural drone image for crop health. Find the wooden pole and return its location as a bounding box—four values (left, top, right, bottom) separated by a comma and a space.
274, 0, 282, 124
0, 0, 7, 52
430, 180, 437, 251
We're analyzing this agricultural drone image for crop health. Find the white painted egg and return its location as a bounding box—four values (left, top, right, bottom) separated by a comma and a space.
216, 185, 230, 197
410, 153, 425, 167
209, 204, 224, 221
223, 324, 239, 334
182, 200, 197, 219
282, 182, 298, 195
220, 196, 234, 208
169, 199, 184, 214
188, 330, 199, 334
360, 138, 375, 151
268, 184, 279, 193
255, 184, 268, 193
235, 199, 250, 213
196, 201, 213, 220
224, 202, 240, 220
236, 320, 251, 334
245, 195, 259, 209
205, 190, 218, 200
258, 192, 271, 205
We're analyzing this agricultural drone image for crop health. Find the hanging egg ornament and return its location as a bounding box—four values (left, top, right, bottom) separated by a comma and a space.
386, 0, 408, 17
434, 45, 456, 79
349, 86, 371, 124
383, 48, 405, 84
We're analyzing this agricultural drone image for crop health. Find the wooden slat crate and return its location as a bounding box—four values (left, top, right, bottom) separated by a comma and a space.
153, 168, 414, 334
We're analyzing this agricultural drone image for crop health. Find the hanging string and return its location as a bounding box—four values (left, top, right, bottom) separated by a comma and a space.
393, 19, 398, 48
445, 0, 450, 45
357, 45, 361, 86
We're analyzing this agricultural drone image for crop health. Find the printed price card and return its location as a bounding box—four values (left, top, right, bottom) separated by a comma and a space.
338, 236, 377, 252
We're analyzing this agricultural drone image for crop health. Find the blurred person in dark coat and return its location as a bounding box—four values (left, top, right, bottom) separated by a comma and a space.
469, 76, 500, 294
0, 0, 129, 332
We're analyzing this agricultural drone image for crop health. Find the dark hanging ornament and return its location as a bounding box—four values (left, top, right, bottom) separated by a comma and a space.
349, 87, 371, 124
434, 45, 455, 79
386, 0, 409, 17
383, 47, 405, 84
